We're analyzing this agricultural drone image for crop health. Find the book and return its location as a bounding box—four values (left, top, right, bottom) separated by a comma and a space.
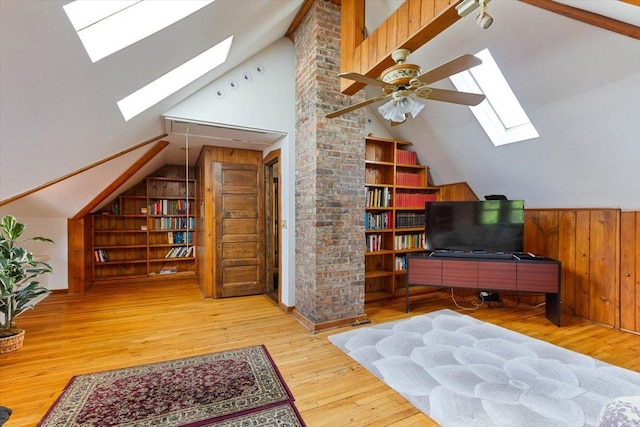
159, 266, 177, 274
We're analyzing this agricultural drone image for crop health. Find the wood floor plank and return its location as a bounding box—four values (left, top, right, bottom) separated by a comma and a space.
1, 279, 639, 427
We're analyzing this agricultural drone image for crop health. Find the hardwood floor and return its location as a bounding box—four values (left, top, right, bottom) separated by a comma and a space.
1, 279, 639, 427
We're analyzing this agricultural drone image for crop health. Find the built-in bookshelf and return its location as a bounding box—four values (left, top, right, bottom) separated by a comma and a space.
92, 168, 196, 282
364, 136, 439, 302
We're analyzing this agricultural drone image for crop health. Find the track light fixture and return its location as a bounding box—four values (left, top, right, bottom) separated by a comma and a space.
456, 0, 493, 29
476, 0, 493, 29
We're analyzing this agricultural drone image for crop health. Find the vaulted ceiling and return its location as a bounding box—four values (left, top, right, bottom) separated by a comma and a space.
1, 0, 639, 217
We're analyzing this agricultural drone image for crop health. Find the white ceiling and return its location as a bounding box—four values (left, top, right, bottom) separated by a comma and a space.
1, 0, 639, 217
0, 0, 303, 203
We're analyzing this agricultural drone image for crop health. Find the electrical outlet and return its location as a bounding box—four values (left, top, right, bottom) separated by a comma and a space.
478, 291, 501, 302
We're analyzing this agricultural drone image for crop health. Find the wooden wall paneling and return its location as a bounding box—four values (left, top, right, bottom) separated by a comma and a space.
436, 182, 478, 201
404, 1, 460, 53
620, 211, 640, 333
396, 1, 410, 44
375, 18, 388, 59
558, 210, 577, 317
385, 12, 398, 61
523, 210, 540, 254
588, 209, 619, 327
367, 31, 378, 74
522, 210, 539, 308
358, 38, 370, 76
408, 0, 423, 36
574, 210, 592, 320
340, 0, 365, 91
524, 210, 562, 315
420, 0, 437, 25
536, 211, 560, 259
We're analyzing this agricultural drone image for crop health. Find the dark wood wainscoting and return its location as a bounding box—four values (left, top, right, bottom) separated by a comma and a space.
525, 208, 639, 333
620, 211, 640, 333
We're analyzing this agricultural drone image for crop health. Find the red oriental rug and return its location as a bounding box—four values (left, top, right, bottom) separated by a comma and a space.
37, 345, 305, 427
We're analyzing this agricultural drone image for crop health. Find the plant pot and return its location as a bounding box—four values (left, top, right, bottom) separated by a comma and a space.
0, 330, 25, 354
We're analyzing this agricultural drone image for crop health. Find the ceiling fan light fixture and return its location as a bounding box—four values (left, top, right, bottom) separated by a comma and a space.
378, 96, 425, 122
378, 100, 404, 122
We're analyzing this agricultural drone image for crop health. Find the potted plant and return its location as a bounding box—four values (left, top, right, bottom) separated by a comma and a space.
0, 215, 53, 353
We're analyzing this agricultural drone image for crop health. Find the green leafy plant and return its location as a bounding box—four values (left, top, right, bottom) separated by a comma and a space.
0, 215, 53, 338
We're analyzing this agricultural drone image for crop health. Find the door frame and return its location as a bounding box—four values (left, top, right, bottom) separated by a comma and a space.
263, 149, 282, 306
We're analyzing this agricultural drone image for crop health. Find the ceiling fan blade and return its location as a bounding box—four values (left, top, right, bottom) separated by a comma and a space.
426, 88, 486, 106
338, 72, 396, 90
415, 54, 483, 85
325, 94, 391, 118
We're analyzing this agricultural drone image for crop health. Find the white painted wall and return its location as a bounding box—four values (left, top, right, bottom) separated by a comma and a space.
0, 214, 67, 291
388, 1, 640, 209
163, 38, 298, 306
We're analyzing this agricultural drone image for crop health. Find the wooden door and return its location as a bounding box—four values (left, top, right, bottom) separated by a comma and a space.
214, 162, 264, 297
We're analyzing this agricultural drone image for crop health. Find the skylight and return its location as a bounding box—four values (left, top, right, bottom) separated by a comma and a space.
450, 49, 539, 146
63, 0, 215, 63
118, 35, 233, 121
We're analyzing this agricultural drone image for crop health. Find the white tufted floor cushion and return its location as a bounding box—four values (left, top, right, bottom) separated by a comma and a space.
597, 395, 640, 427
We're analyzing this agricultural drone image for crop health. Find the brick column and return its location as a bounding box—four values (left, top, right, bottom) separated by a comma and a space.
293, 0, 367, 332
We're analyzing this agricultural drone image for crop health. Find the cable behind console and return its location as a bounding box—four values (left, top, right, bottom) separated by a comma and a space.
450, 288, 485, 311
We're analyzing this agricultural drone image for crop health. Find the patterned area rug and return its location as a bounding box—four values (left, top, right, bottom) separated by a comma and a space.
38, 345, 305, 427
329, 309, 640, 427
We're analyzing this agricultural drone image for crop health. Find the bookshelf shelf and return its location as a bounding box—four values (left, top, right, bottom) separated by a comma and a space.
364, 136, 439, 302
91, 168, 197, 282
365, 269, 394, 278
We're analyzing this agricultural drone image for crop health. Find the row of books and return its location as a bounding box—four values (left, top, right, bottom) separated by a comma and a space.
395, 233, 426, 250
366, 234, 385, 252
365, 186, 392, 207
152, 216, 195, 230
167, 231, 193, 244
396, 172, 423, 187
395, 193, 437, 208
395, 255, 407, 271
94, 249, 109, 263
396, 149, 417, 165
365, 211, 392, 230
148, 199, 191, 216
165, 246, 195, 258
396, 212, 425, 228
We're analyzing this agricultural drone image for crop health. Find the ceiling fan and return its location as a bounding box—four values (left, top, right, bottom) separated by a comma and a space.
326, 49, 486, 125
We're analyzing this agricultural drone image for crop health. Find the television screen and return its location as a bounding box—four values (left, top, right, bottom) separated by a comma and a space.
425, 200, 524, 253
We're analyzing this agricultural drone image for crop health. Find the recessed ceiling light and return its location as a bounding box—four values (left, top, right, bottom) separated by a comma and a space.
117, 35, 233, 121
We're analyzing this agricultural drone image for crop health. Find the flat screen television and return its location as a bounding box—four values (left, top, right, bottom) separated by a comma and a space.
425, 200, 524, 253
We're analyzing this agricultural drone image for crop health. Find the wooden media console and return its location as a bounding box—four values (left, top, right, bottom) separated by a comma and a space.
406, 254, 561, 326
